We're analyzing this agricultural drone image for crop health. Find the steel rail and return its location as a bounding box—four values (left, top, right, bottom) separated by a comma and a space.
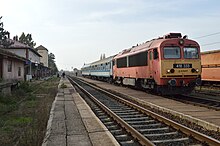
176, 94, 220, 111
72, 76, 220, 146
68, 77, 155, 146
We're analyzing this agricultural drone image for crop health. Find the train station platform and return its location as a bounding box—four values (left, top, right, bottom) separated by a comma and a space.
42, 77, 119, 146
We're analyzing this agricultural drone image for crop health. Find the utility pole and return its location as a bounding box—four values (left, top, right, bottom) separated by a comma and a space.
29, 58, 32, 81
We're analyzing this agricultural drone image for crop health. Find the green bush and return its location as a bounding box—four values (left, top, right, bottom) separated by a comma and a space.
14, 82, 33, 96
60, 83, 67, 88
19, 82, 33, 92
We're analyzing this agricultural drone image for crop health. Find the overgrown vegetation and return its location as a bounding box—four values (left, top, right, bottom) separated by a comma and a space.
0, 77, 59, 146
48, 53, 58, 74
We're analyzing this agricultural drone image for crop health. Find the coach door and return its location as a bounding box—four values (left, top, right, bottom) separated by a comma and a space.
149, 50, 153, 78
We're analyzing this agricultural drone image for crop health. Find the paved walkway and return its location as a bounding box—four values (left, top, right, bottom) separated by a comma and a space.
42, 77, 119, 146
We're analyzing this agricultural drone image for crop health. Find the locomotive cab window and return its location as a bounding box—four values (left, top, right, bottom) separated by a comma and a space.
164, 47, 180, 59
184, 47, 199, 59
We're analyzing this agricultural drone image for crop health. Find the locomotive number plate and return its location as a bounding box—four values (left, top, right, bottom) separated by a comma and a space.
173, 64, 192, 68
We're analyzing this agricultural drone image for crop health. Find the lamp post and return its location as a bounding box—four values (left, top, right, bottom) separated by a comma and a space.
35, 62, 38, 79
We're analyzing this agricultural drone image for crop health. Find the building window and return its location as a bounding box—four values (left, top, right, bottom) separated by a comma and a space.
18, 67, 21, 76
8, 60, 12, 72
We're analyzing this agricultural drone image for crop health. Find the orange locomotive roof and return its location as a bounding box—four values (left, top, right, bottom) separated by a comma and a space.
114, 33, 183, 59
115, 38, 163, 59
114, 33, 200, 59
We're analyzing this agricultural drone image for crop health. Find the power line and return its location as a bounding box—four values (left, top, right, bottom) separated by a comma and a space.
194, 32, 220, 39
201, 41, 220, 46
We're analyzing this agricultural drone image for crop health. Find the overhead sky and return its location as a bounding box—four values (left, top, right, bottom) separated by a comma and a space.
1, 0, 220, 70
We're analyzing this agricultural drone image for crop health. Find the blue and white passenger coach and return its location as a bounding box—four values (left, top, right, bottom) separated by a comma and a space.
81, 55, 115, 81
81, 63, 91, 76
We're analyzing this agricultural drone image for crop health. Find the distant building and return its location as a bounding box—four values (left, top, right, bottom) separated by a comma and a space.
2, 39, 42, 80
73, 68, 81, 76
1, 40, 53, 80
0, 48, 26, 82
36, 45, 48, 67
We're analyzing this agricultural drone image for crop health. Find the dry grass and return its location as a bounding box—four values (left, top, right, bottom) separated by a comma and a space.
0, 77, 60, 146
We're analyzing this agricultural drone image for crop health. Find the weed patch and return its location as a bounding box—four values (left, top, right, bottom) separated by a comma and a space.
0, 77, 59, 146
60, 83, 67, 88
7, 117, 32, 126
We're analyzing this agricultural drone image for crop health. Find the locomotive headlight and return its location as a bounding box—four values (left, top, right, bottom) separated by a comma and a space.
167, 69, 174, 73
196, 69, 199, 73
179, 39, 184, 45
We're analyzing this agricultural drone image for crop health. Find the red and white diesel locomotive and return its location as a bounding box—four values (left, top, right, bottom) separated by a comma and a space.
82, 33, 201, 94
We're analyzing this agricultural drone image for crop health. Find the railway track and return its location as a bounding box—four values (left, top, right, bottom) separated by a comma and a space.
68, 76, 220, 146
172, 94, 220, 111
195, 87, 220, 97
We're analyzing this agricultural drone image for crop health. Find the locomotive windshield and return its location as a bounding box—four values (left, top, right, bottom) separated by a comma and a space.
184, 47, 199, 59
163, 47, 181, 59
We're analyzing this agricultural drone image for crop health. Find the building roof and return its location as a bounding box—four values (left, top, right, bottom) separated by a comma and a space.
0, 48, 27, 61
36, 45, 48, 51
4, 39, 42, 57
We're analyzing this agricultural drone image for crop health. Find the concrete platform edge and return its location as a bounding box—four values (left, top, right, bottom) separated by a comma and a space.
42, 87, 59, 146
127, 93, 220, 132
69, 83, 120, 146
